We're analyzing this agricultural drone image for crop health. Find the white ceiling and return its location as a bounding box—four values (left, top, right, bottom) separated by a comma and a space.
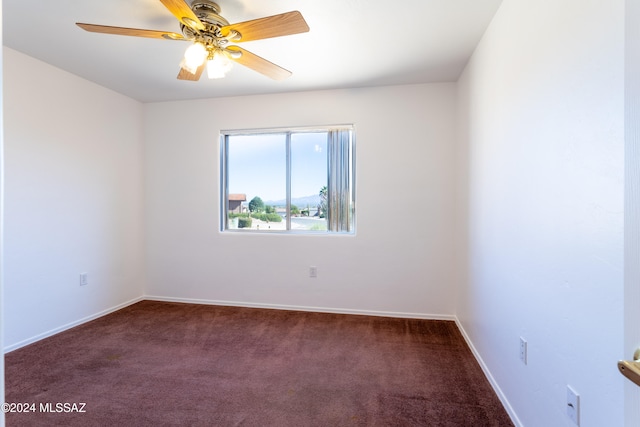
3, 0, 502, 103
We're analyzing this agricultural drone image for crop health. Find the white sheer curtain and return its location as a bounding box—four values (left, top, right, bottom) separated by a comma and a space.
327, 129, 355, 232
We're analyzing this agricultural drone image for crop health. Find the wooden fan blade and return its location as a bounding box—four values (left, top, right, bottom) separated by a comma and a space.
76, 23, 186, 40
226, 46, 292, 80
159, 0, 205, 31
221, 11, 309, 42
178, 63, 205, 81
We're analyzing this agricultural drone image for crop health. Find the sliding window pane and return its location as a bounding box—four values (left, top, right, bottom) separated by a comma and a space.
226, 134, 286, 231
290, 132, 328, 231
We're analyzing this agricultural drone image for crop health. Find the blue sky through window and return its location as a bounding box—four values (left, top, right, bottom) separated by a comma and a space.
227, 132, 327, 205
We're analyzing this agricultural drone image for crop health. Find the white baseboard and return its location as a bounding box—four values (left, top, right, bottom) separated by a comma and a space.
144, 295, 457, 321
454, 317, 523, 427
4, 296, 144, 353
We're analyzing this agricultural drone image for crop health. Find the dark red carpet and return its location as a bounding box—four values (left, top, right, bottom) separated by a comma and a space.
5, 300, 513, 426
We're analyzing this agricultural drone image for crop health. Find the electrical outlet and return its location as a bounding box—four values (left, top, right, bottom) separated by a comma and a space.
519, 337, 527, 365
567, 385, 580, 425
309, 266, 317, 278
79, 272, 88, 286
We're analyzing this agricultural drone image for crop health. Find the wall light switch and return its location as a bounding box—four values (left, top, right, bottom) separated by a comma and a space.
80, 272, 88, 286
309, 266, 317, 278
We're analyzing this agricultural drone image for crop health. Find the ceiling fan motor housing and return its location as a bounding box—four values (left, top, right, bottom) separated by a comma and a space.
181, 1, 232, 44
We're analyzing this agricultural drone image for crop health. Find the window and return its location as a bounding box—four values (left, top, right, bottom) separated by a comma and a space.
220, 126, 355, 233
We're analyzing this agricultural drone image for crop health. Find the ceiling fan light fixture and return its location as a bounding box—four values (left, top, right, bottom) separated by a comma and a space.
207, 50, 233, 79
183, 42, 207, 73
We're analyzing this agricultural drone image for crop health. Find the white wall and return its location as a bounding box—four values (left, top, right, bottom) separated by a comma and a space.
3, 47, 145, 349
457, 1, 625, 426
625, 0, 640, 424
143, 84, 458, 317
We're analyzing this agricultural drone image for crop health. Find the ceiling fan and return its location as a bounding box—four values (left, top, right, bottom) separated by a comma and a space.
76, 0, 309, 81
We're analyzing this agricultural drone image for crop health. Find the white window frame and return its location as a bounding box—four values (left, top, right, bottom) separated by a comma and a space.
220, 125, 355, 234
